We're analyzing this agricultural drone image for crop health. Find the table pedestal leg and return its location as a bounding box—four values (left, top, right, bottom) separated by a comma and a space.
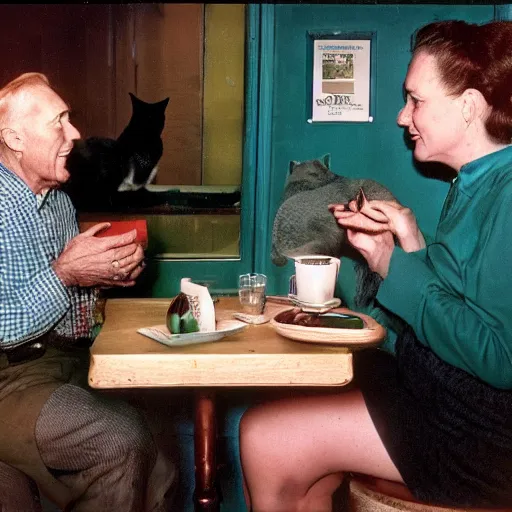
193, 390, 219, 512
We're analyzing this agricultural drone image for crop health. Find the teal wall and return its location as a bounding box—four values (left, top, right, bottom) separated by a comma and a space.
256, 4, 495, 308
127, 4, 504, 302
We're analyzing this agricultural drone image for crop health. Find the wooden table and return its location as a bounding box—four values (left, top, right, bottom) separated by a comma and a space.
88, 297, 382, 511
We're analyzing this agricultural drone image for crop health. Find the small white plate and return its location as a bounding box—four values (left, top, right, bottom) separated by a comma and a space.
137, 320, 247, 347
287, 295, 342, 313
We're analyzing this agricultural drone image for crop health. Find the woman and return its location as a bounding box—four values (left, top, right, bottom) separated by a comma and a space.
240, 20, 512, 511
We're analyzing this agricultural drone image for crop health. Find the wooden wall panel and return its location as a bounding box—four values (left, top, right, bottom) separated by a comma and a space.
83, 5, 116, 138
0, 5, 113, 139
0, 4, 214, 187
135, 4, 204, 186
112, 4, 137, 139
39, 5, 88, 136
133, 4, 166, 102
0, 5, 44, 87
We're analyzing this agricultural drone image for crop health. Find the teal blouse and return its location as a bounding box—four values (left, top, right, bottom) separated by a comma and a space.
377, 145, 512, 389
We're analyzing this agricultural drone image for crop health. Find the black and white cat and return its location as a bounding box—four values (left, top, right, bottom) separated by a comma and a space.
271, 155, 397, 307
63, 93, 169, 211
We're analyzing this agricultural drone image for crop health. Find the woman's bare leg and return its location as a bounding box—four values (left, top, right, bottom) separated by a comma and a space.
239, 389, 403, 512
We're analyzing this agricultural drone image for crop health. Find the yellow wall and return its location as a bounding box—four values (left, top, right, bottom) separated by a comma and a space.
202, 4, 245, 186
147, 214, 240, 258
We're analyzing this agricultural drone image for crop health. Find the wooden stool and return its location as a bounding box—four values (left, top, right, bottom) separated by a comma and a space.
348, 474, 512, 512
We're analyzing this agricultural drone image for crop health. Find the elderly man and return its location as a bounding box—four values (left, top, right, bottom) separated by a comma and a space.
0, 73, 175, 510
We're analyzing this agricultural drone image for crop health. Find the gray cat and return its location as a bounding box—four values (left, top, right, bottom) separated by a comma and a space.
271, 155, 397, 307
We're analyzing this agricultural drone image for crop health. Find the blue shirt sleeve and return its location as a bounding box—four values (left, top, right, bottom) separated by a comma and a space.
0, 184, 70, 344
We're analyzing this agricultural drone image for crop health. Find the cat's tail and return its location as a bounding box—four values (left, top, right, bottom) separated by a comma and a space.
354, 260, 407, 338
270, 244, 288, 267
353, 261, 383, 308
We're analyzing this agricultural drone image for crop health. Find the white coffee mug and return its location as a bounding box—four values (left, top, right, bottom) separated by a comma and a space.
294, 255, 341, 304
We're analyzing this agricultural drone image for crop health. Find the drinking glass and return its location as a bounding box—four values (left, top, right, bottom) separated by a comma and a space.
238, 273, 267, 315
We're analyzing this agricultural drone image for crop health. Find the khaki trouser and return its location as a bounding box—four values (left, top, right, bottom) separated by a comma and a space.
0, 347, 176, 511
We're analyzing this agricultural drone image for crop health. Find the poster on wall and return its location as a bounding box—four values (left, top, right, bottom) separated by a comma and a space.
312, 39, 371, 122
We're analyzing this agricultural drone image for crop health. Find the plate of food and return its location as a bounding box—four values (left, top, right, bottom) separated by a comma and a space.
270, 307, 386, 346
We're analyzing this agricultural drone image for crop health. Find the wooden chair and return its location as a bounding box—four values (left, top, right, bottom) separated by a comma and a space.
348, 475, 512, 512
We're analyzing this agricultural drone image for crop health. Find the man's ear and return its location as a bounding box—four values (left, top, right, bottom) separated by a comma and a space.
0, 128, 23, 152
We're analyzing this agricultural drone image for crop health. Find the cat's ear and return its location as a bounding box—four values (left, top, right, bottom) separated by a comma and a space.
129, 92, 169, 110
321, 154, 331, 169
289, 160, 299, 175
129, 92, 150, 109
158, 97, 170, 109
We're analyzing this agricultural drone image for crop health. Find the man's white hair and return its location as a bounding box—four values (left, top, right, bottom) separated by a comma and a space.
0, 72, 51, 133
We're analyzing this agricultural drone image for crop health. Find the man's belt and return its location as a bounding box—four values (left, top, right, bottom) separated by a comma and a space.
0, 340, 46, 369
0, 334, 92, 369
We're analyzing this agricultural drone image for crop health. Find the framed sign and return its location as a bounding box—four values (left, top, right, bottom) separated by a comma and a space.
311, 38, 372, 122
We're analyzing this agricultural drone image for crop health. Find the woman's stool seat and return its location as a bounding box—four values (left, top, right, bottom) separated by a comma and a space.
348, 474, 512, 512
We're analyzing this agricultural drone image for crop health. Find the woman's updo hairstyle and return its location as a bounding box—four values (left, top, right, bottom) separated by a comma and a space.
412, 20, 512, 144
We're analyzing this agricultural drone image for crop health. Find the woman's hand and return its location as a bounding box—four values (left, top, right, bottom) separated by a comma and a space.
52, 223, 146, 288
345, 228, 395, 278
329, 195, 426, 253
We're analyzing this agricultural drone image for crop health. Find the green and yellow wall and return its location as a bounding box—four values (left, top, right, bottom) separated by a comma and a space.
165, 4, 512, 511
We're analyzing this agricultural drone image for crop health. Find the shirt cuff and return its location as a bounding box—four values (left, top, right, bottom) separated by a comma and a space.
376, 247, 433, 329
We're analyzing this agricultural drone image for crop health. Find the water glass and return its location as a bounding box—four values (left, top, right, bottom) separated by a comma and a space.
238, 273, 267, 315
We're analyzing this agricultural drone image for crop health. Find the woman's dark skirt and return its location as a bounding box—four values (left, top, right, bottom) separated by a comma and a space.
354, 327, 512, 508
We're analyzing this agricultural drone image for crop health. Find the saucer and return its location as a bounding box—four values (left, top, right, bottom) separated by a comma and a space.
287, 294, 342, 313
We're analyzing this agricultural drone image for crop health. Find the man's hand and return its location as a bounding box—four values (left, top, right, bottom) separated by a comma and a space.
52, 223, 145, 288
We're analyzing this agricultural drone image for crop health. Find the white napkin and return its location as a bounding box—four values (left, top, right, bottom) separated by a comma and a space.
180, 278, 216, 332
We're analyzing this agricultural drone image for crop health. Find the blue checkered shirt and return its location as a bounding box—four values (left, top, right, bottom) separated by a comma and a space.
0, 163, 101, 347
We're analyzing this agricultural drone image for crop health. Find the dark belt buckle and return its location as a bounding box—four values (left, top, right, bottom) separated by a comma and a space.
4, 342, 46, 366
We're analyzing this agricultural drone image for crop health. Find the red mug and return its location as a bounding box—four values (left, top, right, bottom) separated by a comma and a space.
90, 219, 148, 249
